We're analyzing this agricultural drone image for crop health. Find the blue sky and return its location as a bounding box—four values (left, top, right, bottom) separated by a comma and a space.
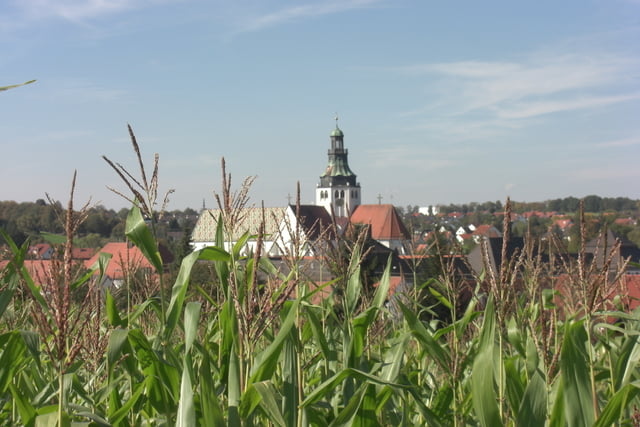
1, 0, 638, 211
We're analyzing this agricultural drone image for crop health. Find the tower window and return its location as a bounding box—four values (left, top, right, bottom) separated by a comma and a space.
335, 190, 339, 198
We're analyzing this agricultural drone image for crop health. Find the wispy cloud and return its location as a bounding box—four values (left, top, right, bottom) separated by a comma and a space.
367, 144, 461, 170
497, 92, 640, 119
594, 136, 640, 148
395, 49, 640, 125
234, 0, 382, 34
20, 0, 135, 22
0, 0, 174, 30
49, 79, 127, 103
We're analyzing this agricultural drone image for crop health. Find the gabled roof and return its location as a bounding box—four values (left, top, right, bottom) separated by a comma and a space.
29, 243, 52, 259
350, 204, 410, 241
288, 205, 336, 240
85, 242, 153, 280
192, 207, 287, 242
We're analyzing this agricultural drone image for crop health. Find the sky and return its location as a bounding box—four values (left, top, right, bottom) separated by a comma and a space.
1, 0, 639, 211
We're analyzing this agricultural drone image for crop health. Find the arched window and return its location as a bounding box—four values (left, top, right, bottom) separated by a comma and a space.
340, 190, 345, 198
335, 190, 339, 198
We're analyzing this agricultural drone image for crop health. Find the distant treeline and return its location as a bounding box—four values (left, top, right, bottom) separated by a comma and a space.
0, 200, 199, 247
434, 195, 639, 215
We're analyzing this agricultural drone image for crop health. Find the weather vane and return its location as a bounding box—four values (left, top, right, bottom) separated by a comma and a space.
334, 112, 339, 127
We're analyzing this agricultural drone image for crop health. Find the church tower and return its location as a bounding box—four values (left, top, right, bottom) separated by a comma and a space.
316, 120, 361, 218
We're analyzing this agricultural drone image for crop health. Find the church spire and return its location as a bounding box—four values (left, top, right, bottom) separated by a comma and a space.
315, 119, 361, 218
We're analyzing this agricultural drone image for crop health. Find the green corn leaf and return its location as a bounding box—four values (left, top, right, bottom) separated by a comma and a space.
231, 231, 253, 258
184, 302, 201, 353
329, 382, 368, 427
504, 357, 525, 415
228, 340, 241, 427
429, 287, 453, 310
371, 255, 392, 310
0, 232, 49, 310
198, 246, 231, 262
254, 381, 287, 427
35, 410, 68, 427
353, 383, 379, 427
0, 331, 27, 393
177, 302, 201, 427
525, 335, 540, 379
507, 317, 525, 356
345, 244, 362, 316
282, 333, 299, 426
106, 328, 129, 371
165, 250, 201, 340
198, 355, 225, 427
0, 289, 16, 322
105, 289, 124, 327
306, 306, 336, 363
108, 382, 146, 425
40, 231, 66, 245
124, 205, 163, 273
594, 382, 640, 427
549, 380, 566, 427
301, 368, 410, 408
613, 328, 640, 389
471, 296, 501, 427
9, 383, 36, 426
560, 320, 594, 427
398, 300, 450, 374
516, 369, 548, 427
0, 79, 35, 91
250, 299, 299, 382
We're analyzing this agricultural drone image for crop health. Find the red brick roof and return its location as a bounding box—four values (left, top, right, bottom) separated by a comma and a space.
0, 260, 53, 284
615, 218, 636, 227
84, 242, 153, 280
72, 247, 96, 260
625, 275, 640, 310
472, 224, 501, 238
350, 204, 410, 240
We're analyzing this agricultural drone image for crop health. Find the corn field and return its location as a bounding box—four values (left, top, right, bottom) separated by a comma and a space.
1, 133, 639, 426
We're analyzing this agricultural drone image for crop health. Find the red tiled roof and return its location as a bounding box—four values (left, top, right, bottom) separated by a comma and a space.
72, 247, 96, 260
625, 275, 640, 310
84, 242, 153, 280
350, 204, 410, 240
472, 224, 501, 238
0, 260, 53, 284
615, 218, 636, 227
